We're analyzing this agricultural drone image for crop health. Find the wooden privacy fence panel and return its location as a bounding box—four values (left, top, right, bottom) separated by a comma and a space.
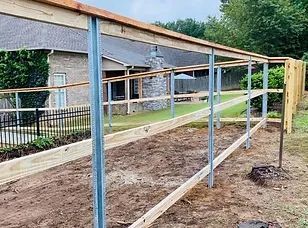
284, 59, 306, 133
175, 71, 243, 93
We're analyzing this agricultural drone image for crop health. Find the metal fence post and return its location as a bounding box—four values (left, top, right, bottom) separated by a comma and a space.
108, 81, 112, 133
35, 108, 40, 137
246, 57, 252, 149
15, 92, 20, 127
88, 16, 105, 228
262, 63, 269, 125
208, 48, 215, 188
216, 67, 222, 129
126, 79, 131, 114
170, 71, 175, 118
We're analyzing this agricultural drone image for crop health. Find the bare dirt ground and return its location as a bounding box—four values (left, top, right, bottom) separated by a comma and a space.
0, 123, 307, 228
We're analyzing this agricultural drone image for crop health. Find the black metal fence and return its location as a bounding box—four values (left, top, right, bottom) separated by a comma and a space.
0, 106, 91, 148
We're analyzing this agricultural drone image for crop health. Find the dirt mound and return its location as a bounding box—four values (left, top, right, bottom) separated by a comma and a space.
247, 165, 289, 186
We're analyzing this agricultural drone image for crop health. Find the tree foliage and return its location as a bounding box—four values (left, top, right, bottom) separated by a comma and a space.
240, 66, 284, 111
154, 18, 207, 39
205, 0, 308, 59
155, 0, 308, 59
0, 50, 49, 110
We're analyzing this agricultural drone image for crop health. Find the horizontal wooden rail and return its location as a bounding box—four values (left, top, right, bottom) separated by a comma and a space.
0, 89, 279, 112
0, 60, 255, 94
1, 0, 270, 61
0, 91, 265, 185
130, 118, 266, 227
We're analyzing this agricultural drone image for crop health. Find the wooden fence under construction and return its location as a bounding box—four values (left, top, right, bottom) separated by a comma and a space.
0, 0, 307, 227
284, 59, 306, 133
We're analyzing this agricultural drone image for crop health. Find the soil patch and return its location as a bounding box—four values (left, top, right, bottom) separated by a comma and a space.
0, 123, 307, 227
238, 220, 281, 228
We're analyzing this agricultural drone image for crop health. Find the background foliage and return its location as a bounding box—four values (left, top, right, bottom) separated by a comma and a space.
240, 66, 284, 111
155, 0, 308, 60
0, 50, 49, 110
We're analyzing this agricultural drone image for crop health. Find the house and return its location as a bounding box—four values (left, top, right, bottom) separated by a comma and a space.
0, 14, 243, 113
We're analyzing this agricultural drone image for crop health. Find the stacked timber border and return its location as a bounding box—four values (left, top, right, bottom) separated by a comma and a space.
0, 0, 307, 227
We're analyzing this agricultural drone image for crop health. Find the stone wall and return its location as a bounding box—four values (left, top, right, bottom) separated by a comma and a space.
142, 46, 168, 111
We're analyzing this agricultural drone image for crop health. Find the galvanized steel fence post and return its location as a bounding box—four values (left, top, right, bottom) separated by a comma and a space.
88, 16, 106, 228
246, 57, 252, 149
108, 81, 112, 133
127, 79, 131, 114
170, 71, 175, 118
262, 63, 269, 123
208, 49, 215, 188
216, 67, 222, 129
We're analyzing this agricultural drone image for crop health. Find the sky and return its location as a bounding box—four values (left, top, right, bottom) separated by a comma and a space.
79, 0, 221, 23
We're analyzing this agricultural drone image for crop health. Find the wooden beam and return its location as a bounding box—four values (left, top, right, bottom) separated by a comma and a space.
1, 90, 274, 112
1, 0, 269, 61
130, 118, 266, 228
268, 57, 290, 64
1, 0, 88, 29
303, 62, 307, 94
0, 91, 265, 185
0, 60, 259, 95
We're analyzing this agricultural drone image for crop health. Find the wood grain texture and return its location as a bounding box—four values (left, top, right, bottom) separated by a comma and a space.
0, 92, 265, 185
2, 0, 270, 61
0, 60, 252, 94
130, 118, 266, 228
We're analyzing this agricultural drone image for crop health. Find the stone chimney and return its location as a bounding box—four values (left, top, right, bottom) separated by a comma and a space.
142, 46, 168, 111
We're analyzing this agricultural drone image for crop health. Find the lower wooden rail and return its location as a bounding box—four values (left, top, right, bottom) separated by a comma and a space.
0, 91, 265, 185
130, 118, 266, 227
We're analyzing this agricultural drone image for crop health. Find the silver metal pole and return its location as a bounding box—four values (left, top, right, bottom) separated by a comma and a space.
279, 83, 287, 168
170, 71, 175, 118
262, 63, 269, 124
127, 79, 131, 114
87, 16, 105, 228
208, 48, 215, 188
246, 57, 252, 149
15, 92, 20, 126
216, 67, 222, 129
108, 81, 112, 133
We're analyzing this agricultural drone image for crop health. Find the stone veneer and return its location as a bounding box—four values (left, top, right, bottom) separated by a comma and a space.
142, 46, 168, 111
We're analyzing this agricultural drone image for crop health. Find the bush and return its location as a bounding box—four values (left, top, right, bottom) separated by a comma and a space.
240, 66, 284, 112
0, 49, 49, 121
32, 137, 55, 150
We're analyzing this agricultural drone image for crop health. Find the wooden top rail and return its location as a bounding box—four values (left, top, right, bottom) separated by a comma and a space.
0, 60, 256, 94
1, 0, 274, 62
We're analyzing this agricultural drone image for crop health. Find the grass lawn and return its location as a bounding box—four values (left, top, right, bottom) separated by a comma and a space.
108, 94, 246, 127
285, 93, 308, 162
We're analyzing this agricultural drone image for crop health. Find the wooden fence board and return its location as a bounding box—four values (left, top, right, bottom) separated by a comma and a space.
130, 118, 266, 228
0, 91, 265, 185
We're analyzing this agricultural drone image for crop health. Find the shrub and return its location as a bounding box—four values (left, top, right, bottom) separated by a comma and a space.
32, 137, 55, 150
240, 66, 284, 111
0, 49, 49, 121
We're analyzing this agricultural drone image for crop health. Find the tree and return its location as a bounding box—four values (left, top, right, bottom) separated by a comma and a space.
154, 18, 207, 39
0, 50, 49, 111
205, 0, 308, 59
